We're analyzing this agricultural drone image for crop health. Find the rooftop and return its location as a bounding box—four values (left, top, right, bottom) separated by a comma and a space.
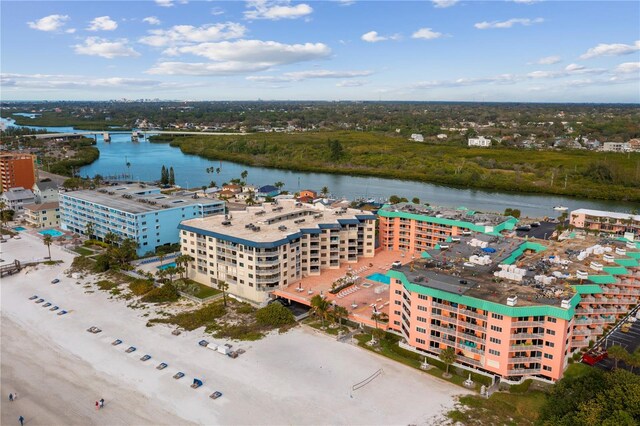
23, 202, 59, 211
2, 187, 34, 201
571, 208, 640, 222
61, 185, 223, 214
392, 233, 640, 309
180, 198, 375, 244
34, 179, 59, 192
378, 202, 514, 227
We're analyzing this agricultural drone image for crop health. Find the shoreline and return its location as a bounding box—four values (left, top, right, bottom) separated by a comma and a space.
1, 236, 466, 425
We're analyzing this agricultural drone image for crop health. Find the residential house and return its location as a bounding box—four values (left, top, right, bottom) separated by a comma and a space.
32, 179, 59, 203
24, 202, 60, 229
468, 136, 492, 147
1, 187, 36, 214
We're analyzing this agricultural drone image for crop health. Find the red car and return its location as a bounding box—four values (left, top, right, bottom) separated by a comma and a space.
582, 350, 608, 366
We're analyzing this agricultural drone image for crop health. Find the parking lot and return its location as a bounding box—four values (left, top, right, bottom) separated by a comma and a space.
515, 221, 559, 240
592, 307, 640, 372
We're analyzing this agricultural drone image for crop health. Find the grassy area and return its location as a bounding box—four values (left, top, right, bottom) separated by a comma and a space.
96, 280, 118, 291
154, 131, 640, 202
562, 362, 593, 379
11, 112, 128, 130
149, 299, 295, 341
173, 278, 221, 299
447, 391, 547, 426
304, 318, 349, 336
73, 247, 94, 256
353, 332, 492, 388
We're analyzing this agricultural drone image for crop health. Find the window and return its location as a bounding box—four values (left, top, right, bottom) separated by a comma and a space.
489, 349, 500, 356
547, 317, 557, 323
417, 316, 427, 323
418, 305, 428, 312
395, 300, 401, 306
393, 320, 400, 326
546, 329, 556, 336
416, 338, 426, 345
416, 327, 426, 333
489, 337, 501, 344
543, 365, 552, 372
490, 325, 502, 332
544, 353, 553, 360
492, 313, 503, 320
545, 341, 555, 348
394, 310, 401, 316
418, 294, 428, 301
395, 290, 402, 295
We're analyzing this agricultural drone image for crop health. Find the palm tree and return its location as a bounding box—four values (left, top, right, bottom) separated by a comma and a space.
310, 294, 331, 328
0, 200, 7, 229
217, 280, 229, 306
439, 346, 456, 377
274, 181, 285, 191
84, 221, 95, 239
158, 253, 166, 267
333, 305, 349, 326
240, 170, 248, 182
164, 266, 177, 283
43, 235, 53, 259
321, 186, 329, 197
627, 348, 640, 373
607, 344, 629, 369
175, 254, 192, 279
104, 231, 119, 246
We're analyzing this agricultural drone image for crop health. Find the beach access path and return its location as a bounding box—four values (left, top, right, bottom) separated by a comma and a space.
1, 235, 466, 425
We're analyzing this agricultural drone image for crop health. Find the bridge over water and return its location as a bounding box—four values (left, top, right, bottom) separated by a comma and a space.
30, 131, 248, 140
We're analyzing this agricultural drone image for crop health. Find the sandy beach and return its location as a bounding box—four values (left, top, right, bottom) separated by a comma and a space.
1, 235, 466, 425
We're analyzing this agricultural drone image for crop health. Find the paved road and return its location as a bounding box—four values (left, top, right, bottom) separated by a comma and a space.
515, 221, 560, 240
593, 307, 640, 372
36, 170, 67, 186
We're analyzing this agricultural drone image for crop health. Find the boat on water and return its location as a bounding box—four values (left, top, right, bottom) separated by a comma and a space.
553, 206, 568, 211
136, 131, 145, 139
131, 134, 139, 142
103, 132, 111, 143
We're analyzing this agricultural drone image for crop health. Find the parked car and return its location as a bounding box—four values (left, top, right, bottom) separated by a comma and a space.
51, 278, 60, 284
210, 391, 222, 400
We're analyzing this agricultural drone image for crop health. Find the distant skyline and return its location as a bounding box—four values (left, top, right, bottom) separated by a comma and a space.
1, 0, 639, 102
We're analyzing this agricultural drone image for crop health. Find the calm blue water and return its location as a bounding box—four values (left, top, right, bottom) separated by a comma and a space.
13, 226, 26, 232
367, 273, 391, 285
158, 262, 177, 270
38, 229, 64, 237
2, 116, 637, 218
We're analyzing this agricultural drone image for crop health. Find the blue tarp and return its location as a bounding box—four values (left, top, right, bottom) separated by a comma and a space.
482, 247, 496, 253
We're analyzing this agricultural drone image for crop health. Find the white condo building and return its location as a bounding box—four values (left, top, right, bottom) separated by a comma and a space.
179, 199, 377, 305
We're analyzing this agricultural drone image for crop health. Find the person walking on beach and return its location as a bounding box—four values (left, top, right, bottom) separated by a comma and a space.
9, 393, 13, 402
14, 392, 18, 400
99, 398, 104, 408
95, 401, 99, 410
19, 416, 24, 426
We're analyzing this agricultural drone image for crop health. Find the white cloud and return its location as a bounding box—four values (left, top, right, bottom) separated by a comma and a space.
335, 0, 356, 6
73, 37, 141, 59
156, 0, 174, 7
510, 0, 541, 4
361, 31, 400, 43
148, 39, 331, 75
139, 22, 246, 47
337, 80, 366, 87
66, 28, 77, 34
87, 16, 118, 31
564, 63, 585, 72
579, 40, 640, 59
143, 16, 161, 25
615, 62, 640, 74
432, 0, 458, 8
536, 55, 561, 65
211, 7, 225, 16
1, 72, 199, 91
247, 69, 372, 82
27, 14, 70, 32
474, 17, 544, 30
244, 1, 313, 21
412, 28, 443, 40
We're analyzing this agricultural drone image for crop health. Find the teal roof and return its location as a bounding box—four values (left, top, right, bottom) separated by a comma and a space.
602, 266, 629, 275
378, 206, 518, 236
572, 284, 603, 295
615, 258, 639, 267
588, 275, 618, 284
421, 251, 432, 259
502, 241, 547, 265
388, 270, 578, 321
627, 251, 640, 259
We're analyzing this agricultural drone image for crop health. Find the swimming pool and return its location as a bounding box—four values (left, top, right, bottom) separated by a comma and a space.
39, 229, 64, 237
13, 226, 26, 232
157, 262, 177, 270
367, 272, 390, 285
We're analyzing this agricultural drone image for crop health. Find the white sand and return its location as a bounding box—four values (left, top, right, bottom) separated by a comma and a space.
1, 236, 466, 425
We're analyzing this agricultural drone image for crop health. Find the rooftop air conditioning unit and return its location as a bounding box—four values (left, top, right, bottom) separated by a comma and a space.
507, 296, 518, 306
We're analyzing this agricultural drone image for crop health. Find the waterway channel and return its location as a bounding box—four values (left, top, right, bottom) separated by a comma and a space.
2, 116, 638, 218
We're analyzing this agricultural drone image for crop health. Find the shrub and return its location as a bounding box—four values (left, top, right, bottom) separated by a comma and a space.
93, 254, 111, 272
510, 379, 532, 394
212, 323, 264, 341
141, 283, 180, 303
150, 302, 226, 330
71, 256, 94, 272
129, 279, 154, 296
256, 303, 295, 327
97, 280, 118, 290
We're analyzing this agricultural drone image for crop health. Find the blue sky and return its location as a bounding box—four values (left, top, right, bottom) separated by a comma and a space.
1, 0, 639, 102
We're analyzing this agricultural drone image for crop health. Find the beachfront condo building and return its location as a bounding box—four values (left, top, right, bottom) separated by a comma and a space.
378, 203, 518, 255
24, 202, 60, 229
0, 152, 37, 192
60, 185, 225, 255
570, 208, 640, 238
179, 199, 376, 305
386, 232, 640, 383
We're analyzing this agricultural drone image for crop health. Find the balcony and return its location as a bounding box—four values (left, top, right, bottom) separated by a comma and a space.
460, 309, 488, 321
507, 368, 540, 375
460, 321, 486, 332
509, 344, 544, 351
456, 342, 484, 355
511, 332, 545, 340
509, 356, 542, 364
432, 301, 456, 311
512, 321, 546, 327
